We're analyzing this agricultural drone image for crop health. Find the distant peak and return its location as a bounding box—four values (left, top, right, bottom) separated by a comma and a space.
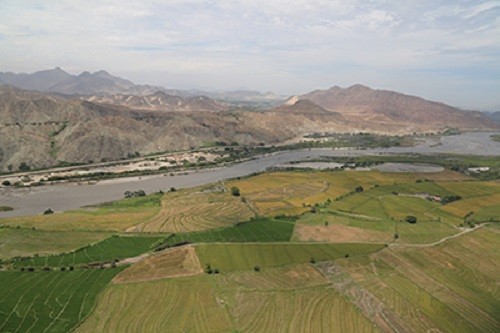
94, 70, 109, 76
348, 84, 371, 90
79, 71, 91, 77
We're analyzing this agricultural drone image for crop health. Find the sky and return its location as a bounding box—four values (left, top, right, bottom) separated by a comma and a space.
0, 0, 499, 110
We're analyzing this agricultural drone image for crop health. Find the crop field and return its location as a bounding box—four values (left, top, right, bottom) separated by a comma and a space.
227, 170, 473, 217
77, 265, 379, 333
320, 228, 500, 333
0, 227, 109, 259
195, 243, 384, 272
157, 217, 296, 247
1, 168, 499, 332
0, 194, 162, 232
75, 275, 234, 333
113, 246, 202, 283
130, 189, 255, 233
0, 268, 125, 333
13, 235, 162, 268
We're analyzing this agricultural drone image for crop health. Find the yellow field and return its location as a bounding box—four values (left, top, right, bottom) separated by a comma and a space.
129, 189, 254, 232
77, 264, 379, 333
228, 171, 467, 216
293, 223, 393, 243
323, 228, 500, 333
113, 246, 202, 284
0, 208, 159, 232
75, 276, 234, 333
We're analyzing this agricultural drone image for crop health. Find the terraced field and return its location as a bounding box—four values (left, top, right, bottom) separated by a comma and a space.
77, 265, 379, 333
12, 235, 162, 268
130, 189, 254, 232
319, 228, 500, 333
113, 246, 202, 283
195, 243, 384, 272
227, 170, 471, 217
0, 227, 109, 259
1, 169, 498, 333
75, 276, 234, 333
0, 268, 125, 333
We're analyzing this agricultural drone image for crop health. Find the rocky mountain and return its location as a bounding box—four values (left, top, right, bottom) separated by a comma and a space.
296, 84, 496, 131
0, 67, 72, 92
83, 91, 229, 112
0, 81, 498, 171
485, 111, 500, 122
0, 86, 345, 171
0, 68, 163, 96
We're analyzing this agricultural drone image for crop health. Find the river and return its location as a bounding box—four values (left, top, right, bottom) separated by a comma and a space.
0, 132, 498, 218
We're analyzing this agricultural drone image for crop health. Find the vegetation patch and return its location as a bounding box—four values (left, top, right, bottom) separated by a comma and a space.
0, 268, 125, 333
75, 275, 234, 333
0, 227, 110, 259
195, 243, 384, 272
130, 189, 254, 233
153, 217, 296, 251
11, 235, 162, 268
0, 193, 162, 232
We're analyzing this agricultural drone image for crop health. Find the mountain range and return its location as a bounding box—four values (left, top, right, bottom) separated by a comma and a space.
0, 68, 498, 171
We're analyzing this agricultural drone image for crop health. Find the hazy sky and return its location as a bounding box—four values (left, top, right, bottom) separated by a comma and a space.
1, 0, 499, 109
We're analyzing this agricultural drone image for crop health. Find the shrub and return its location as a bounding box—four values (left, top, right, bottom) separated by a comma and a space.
2, 180, 10, 186
354, 185, 364, 193
405, 215, 417, 224
43, 208, 54, 215
231, 186, 240, 196
310, 258, 316, 264
253, 265, 261, 272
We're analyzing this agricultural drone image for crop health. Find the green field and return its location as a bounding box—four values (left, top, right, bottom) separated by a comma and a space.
156, 217, 296, 249
0, 268, 125, 333
195, 243, 384, 272
12, 235, 162, 268
0, 227, 110, 259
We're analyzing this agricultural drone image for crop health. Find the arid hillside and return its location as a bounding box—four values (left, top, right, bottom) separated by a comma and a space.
298, 84, 496, 130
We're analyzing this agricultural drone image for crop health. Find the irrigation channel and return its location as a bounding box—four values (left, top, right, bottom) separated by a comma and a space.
0, 132, 498, 217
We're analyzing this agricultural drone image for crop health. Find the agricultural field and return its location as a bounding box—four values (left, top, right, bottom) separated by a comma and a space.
77, 264, 379, 333
0, 268, 125, 333
0, 227, 110, 259
319, 228, 500, 333
195, 243, 384, 272
129, 187, 254, 232
0, 194, 162, 232
155, 217, 296, 247
0, 168, 499, 332
113, 246, 202, 283
11, 235, 162, 268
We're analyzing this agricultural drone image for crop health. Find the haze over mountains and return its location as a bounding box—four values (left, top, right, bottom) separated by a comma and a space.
0, 68, 498, 171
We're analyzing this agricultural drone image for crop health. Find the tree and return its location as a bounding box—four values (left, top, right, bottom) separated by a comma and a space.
354, 185, 364, 193
405, 215, 417, 224
18, 162, 31, 171
231, 186, 240, 197
253, 265, 261, 272
2, 180, 10, 186
43, 208, 54, 215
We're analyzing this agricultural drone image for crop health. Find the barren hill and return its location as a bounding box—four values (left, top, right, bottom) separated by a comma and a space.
298, 84, 496, 131
84, 91, 229, 112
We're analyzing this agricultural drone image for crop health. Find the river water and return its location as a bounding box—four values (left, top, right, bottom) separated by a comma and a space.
0, 132, 498, 218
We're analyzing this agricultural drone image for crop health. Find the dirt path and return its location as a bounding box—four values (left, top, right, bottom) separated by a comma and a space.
389, 223, 488, 248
